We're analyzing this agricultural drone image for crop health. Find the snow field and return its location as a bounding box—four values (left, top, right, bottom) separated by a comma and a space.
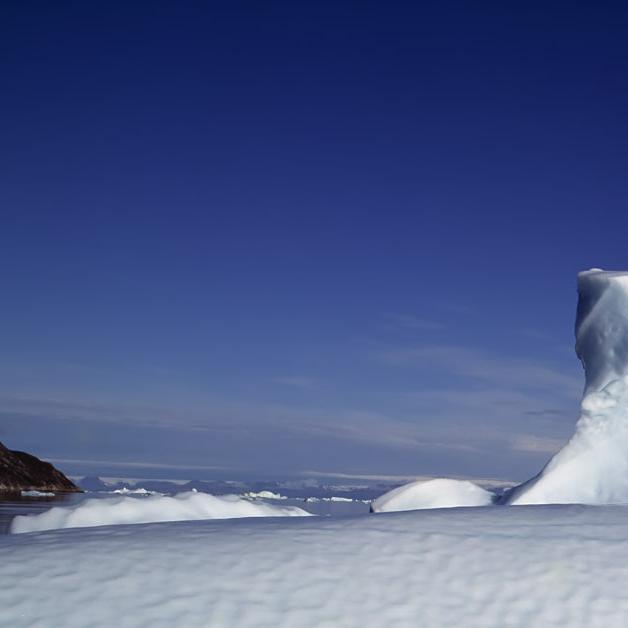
3, 505, 628, 627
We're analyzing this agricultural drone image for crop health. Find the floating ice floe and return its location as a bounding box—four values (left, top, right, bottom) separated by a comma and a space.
20, 490, 55, 497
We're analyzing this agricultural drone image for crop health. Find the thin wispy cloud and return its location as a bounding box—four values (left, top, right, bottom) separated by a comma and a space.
301, 469, 517, 488
0, 393, 491, 461
271, 376, 320, 390
384, 313, 443, 331
380, 344, 581, 396
519, 328, 555, 341
509, 434, 566, 454
0, 341, 583, 481
45, 458, 232, 472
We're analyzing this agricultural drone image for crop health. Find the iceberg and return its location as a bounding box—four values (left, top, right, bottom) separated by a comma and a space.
373, 269, 628, 510
111, 487, 160, 496
506, 269, 628, 505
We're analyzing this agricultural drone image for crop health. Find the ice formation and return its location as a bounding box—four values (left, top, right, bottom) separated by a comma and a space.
10, 491, 311, 533
507, 269, 628, 505
243, 490, 287, 500
371, 478, 494, 512
111, 487, 160, 495
4, 505, 628, 627
373, 269, 628, 509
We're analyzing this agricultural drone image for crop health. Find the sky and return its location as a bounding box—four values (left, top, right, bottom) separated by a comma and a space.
1, 1, 628, 483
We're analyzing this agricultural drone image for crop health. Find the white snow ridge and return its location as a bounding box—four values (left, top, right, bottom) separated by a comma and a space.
10, 491, 311, 533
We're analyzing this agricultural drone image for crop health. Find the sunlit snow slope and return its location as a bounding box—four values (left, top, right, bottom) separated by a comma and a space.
507, 269, 628, 505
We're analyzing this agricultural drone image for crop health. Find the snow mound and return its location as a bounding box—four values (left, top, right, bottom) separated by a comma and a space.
371, 478, 494, 512
10, 491, 311, 533
3, 505, 628, 627
507, 269, 628, 505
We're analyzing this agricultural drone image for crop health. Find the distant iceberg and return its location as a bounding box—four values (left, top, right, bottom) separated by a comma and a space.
243, 490, 287, 500
20, 490, 55, 497
111, 487, 160, 496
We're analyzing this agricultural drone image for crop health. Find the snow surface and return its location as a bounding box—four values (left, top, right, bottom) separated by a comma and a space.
371, 478, 495, 512
10, 491, 311, 533
3, 505, 628, 627
507, 269, 628, 505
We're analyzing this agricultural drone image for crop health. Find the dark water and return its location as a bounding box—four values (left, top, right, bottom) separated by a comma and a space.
0, 492, 369, 534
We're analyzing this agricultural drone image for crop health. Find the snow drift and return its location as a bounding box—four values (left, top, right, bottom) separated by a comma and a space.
371, 478, 494, 512
507, 269, 628, 505
10, 491, 311, 533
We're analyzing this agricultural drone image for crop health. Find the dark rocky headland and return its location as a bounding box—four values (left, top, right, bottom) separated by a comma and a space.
0, 441, 80, 493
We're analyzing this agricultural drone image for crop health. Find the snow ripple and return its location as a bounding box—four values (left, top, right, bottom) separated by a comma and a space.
2, 505, 628, 626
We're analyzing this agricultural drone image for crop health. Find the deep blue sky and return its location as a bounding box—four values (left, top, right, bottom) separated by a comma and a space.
2, 1, 628, 482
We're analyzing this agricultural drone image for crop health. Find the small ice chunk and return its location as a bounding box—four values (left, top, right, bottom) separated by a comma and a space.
20, 490, 55, 497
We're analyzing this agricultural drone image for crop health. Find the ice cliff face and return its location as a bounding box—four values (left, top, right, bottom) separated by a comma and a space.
506, 269, 628, 505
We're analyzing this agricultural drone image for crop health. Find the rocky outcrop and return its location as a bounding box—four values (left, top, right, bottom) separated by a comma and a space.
0, 441, 80, 493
